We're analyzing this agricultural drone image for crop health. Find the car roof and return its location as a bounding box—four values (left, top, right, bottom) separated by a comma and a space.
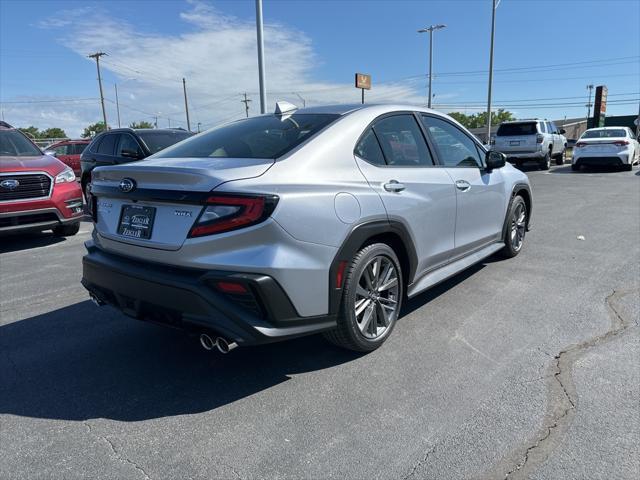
275, 103, 444, 117
100, 127, 190, 134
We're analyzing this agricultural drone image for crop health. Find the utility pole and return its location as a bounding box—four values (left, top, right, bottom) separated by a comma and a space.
114, 83, 121, 128
585, 84, 594, 128
485, 0, 498, 145
241, 93, 252, 117
197, 122, 202, 133
418, 24, 446, 109
154, 116, 158, 128
255, 0, 267, 113
88, 52, 108, 129
293, 92, 306, 108
182, 78, 191, 131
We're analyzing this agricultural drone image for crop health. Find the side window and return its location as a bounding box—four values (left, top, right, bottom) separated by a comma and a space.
116, 134, 142, 157
73, 143, 88, 155
548, 122, 557, 134
421, 115, 482, 168
53, 144, 70, 155
97, 134, 117, 155
354, 129, 386, 166
372, 115, 433, 166
538, 122, 546, 133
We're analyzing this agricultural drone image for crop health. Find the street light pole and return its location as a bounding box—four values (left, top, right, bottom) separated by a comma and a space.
418, 24, 446, 109
485, 0, 497, 145
255, 0, 267, 114
114, 83, 121, 128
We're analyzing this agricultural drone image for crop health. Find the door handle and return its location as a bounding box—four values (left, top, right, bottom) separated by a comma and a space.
384, 180, 405, 192
455, 180, 471, 192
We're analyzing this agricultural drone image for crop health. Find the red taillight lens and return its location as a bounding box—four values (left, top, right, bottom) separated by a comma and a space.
188, 194, 278, 238
216, 281, 248, 294
335, 261, 348, 289
536, 134, 544, 144
613, 140, 629, 146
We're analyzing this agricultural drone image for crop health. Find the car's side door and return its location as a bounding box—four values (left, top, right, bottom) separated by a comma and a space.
548, 121, 560, 154
420, 114, 506, 255
354, 113, 457, 277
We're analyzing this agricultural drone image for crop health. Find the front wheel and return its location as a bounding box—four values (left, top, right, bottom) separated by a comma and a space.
324, 243, 403, 352
499, 196, 527, 259
555, 150, 565, 165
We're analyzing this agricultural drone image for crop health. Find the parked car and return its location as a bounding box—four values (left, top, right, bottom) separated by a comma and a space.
0, 121, 83, 236
44, 139, 90, 176
81, 103, 532, 353
80, 128, 194, 196
493, 119, 567, 170
571, 127, 640, 171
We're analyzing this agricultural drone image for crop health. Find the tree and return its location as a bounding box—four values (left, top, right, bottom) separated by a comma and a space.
40, 127, 67, 139
447, 109, 515, 129
19, 126, 40, 139
129, 121, 154, 129
81, 122, 107, 138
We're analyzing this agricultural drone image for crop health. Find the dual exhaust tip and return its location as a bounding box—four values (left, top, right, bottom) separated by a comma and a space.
199, 333, 238, 354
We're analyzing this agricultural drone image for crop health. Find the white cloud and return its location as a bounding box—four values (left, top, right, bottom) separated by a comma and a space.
7, 1, 429, 137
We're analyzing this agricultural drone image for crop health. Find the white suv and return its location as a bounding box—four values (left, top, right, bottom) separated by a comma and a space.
493, 119, 567, 170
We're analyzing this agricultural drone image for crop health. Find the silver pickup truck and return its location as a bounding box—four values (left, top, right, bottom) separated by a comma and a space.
492, 119, 567, 170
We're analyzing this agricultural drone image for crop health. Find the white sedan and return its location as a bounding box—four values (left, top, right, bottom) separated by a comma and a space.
572, 127, 640, 171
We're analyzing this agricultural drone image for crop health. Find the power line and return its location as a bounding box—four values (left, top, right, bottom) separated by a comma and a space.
0, 98, 98, 104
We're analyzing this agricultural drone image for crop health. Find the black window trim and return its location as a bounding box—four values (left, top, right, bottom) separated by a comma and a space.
353, 111, 437, 169
419, 113, 488, 170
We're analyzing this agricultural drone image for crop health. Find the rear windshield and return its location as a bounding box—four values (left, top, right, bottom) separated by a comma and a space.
0, 130, 42, 156
137, 130, 194, 154
496, 123, 537, 136
581, 129, 626, 139
153, 114, 340, 159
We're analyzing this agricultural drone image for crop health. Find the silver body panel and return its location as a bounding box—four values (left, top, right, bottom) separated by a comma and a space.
89, 104, 531, 318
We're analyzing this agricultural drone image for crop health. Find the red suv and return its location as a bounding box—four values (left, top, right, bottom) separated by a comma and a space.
0, 122, 84, 236
45, 139, 90, 176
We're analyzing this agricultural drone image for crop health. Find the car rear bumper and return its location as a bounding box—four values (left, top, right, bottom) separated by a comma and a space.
81, 242, 337, 346
573, 153, 630, 166
502, 151, 545, 162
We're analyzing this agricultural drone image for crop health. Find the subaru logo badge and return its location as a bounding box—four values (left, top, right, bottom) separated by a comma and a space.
0, 179, 20, 191
119, 178, 136, 193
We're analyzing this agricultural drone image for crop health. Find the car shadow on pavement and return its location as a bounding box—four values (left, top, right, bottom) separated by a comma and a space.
551, 165, 630, 174
0, 300, 361, 422
0, 231, 67, 254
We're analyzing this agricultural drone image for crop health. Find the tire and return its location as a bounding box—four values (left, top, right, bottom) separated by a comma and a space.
324, 243, 403, 352
539, 151, 551, 170
623, 163, 632, 172
499, 196, 527, 259
52, 222, 80, 237
571, 164, 580, 172
555, 149, 565, 165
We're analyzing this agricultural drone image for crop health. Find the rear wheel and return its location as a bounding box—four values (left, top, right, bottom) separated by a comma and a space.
52, 222, 80, 237
499, 196, 527, 259
539, 151, 551, 170
571, 164, 580, 172
623, 163, 633, 171
555, 149, 565, 165
324, 243, 403, 352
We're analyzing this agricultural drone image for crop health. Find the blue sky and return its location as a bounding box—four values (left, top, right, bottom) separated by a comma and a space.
1, 0, 638, 136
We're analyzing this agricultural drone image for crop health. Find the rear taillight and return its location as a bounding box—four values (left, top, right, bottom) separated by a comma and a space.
536, 134, 544, 144
575, 142, 586, 148
188, 194, 278, 238
613, 140, 630, 147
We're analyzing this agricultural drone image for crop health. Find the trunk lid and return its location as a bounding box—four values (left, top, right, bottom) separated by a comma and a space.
91, 157, 274, 251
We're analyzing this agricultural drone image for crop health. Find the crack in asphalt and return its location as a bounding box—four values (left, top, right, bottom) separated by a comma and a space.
401, 443, 437, 480
83, 421, 151, 479
501, 289, 637, 480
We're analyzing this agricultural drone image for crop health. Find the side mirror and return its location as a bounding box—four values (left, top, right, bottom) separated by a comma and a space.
559, 128, 566, 134
44, 150, 57, 157
486, 150, 506, 171
121, 149, 142, 159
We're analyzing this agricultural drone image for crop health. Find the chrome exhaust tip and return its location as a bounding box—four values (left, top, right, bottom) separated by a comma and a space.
90, 294, 105, 307
215, 337, 238, 354
199, 333, 215, 351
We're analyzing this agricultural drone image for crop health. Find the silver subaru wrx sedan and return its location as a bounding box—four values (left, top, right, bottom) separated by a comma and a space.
82, 103, 532, 352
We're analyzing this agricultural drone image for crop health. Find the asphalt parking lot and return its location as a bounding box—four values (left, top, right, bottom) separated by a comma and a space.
1, 164, 638, 479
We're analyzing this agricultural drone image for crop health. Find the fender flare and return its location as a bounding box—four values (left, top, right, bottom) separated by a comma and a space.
327, 219, 418, 315
502, 182, 533, 241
